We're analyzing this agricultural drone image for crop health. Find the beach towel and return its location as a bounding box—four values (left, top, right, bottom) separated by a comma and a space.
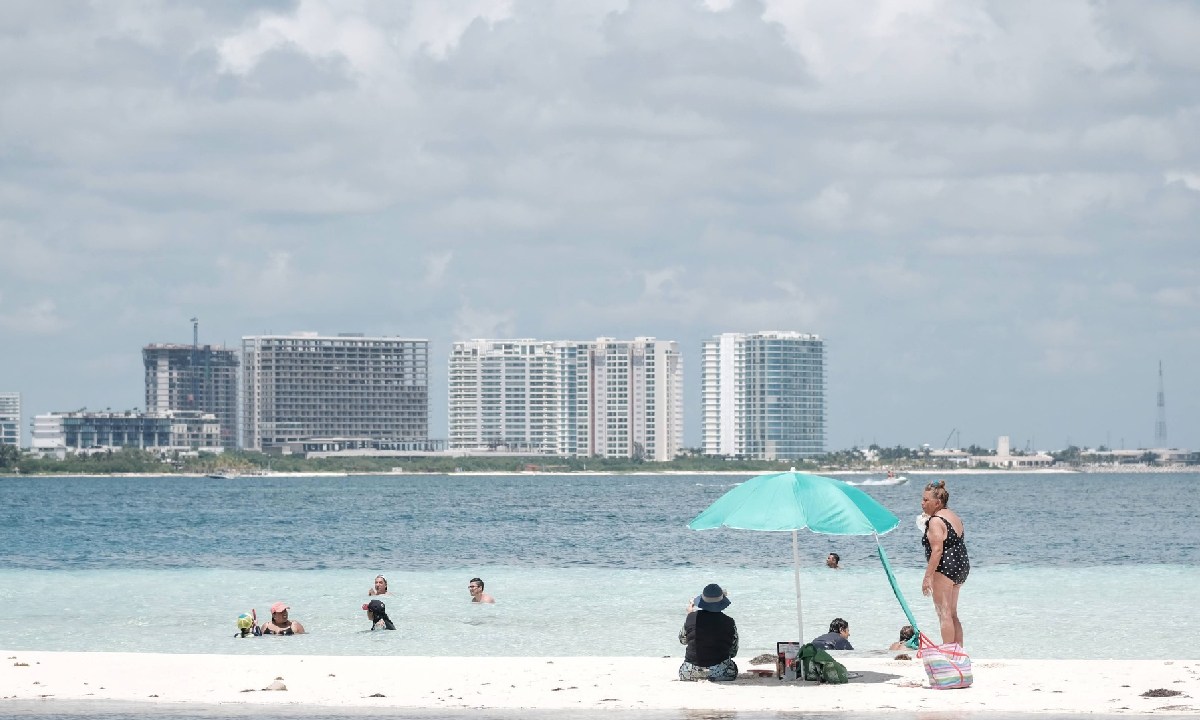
917, 634, 973, 689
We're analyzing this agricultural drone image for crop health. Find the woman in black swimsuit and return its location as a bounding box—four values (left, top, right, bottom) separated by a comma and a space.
260, 602, 306, 635
921, 480, 968, 646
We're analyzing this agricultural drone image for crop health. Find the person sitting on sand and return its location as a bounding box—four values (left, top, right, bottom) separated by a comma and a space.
368, 575, 391, 596
678, 583, 739, 681
889, 624, 915, 651
811, 617, 853, 650
260, 602, 306, 635
826, 553, 841, 569
363, 599, 396, 630
468, 577, 495, 603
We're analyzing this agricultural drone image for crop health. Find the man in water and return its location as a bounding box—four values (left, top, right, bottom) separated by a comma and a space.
825, 553, 840, 569
468, 577, 495, 603
811, 617, 853, 650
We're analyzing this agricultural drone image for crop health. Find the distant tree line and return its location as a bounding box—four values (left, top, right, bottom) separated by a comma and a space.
2, 443, 1190, 476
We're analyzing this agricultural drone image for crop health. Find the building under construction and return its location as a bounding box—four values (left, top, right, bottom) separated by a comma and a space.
143, 344, 240, 449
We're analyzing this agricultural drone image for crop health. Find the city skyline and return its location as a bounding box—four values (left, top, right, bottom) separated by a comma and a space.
1, 2, 1197, 453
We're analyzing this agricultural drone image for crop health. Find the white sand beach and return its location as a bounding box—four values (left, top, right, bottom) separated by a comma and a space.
3, 651, 1198, 714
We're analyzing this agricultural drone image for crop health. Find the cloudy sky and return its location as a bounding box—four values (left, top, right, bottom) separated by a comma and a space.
2, 0, 1197, 452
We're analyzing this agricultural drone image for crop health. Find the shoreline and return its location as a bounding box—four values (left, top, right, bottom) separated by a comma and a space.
2, 651, 1197, 714
3, 466, 1198, 479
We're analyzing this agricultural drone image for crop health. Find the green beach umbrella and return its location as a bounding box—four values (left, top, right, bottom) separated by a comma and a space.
688, 470, 901, 644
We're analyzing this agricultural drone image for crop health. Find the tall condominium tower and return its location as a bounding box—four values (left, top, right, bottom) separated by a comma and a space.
448, 337, 683, 461
143, 344, 239, 448
448, 340, 562, 454
702, 331, 825, 460
242, 332, 429, 452
0, 392, 20, 447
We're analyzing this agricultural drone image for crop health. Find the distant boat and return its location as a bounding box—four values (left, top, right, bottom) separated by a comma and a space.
206, 471, 238, 479
846, 475, 908, 487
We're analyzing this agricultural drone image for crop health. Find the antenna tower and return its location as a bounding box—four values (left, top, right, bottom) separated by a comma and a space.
1155, 361, 1167, 448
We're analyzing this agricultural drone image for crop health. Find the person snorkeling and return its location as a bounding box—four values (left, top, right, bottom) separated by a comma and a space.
235, 609, 261, 637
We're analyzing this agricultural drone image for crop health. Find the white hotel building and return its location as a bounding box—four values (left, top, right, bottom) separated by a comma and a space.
449, 338, 683, 461
0, 391, 21, 447
702, 331, 826, 460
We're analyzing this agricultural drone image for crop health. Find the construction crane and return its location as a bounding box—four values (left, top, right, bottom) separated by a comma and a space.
942, 428, 958, 450
190, 317, 199, 409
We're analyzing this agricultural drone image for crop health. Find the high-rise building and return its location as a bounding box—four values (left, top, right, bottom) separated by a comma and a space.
242, 332, 429, 452
0, 392, 20, 447
449, 340, 562, 454
143, 344, 239, 449
583, 337, 683, 461
448, 337, 683, 461
702, 331, 825, 460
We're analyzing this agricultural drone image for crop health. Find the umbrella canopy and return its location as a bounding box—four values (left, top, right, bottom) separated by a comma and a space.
688, 471, 901, 643
689, 471, 900, 535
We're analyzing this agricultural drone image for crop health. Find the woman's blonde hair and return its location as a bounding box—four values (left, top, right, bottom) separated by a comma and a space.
924, 479, 950, 506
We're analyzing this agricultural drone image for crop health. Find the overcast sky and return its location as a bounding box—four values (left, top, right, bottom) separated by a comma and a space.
2, 0, 1197, 452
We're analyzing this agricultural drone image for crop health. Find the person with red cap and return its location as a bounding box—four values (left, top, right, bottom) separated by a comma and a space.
259, 601, 306, 635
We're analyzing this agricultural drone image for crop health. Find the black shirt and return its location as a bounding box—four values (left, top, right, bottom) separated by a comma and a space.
679, 610, 739, 667
811, 631, 853, 650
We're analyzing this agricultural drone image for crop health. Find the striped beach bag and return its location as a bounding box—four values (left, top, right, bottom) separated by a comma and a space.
917, 634, 973, 689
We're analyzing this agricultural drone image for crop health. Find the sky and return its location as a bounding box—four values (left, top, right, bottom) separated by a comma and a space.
1, 0, 1198, 453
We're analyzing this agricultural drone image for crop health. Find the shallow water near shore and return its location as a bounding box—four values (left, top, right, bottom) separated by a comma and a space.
1, 471, 1197, 659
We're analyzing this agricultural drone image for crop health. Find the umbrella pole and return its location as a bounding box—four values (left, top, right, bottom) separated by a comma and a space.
792, 529, 804, 643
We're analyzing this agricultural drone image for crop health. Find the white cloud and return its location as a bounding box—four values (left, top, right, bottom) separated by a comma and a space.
423, 251, 454, 286
217, 0, 391, 77
0, 299, 69, 335
0, 0, 1197, 448
1165, 171, 1200, 192
640, 267, 683, 297
453, 298, 515, 340
1153, 286, 1198, 308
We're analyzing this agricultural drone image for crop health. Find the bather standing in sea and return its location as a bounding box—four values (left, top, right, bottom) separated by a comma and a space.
921, 479, 969, 646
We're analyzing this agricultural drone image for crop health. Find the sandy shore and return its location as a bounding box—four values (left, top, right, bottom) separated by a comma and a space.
2, 651, 1198, 714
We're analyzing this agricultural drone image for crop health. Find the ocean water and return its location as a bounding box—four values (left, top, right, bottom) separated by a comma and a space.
1, 471, 1197, 661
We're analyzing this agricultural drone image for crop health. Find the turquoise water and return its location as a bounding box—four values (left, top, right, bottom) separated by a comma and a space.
1, 472, 1197, 659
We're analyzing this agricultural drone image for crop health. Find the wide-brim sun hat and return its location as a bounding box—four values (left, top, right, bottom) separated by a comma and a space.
694, 583, 731, 611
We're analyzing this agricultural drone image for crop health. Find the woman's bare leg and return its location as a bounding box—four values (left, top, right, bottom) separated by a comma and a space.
948, 583, 963, 646
929, 573, 962, 645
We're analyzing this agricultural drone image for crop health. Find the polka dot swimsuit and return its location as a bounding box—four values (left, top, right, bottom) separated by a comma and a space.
923, 515, 970, 585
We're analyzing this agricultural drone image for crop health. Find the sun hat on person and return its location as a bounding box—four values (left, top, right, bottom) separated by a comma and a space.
270, 602, 290, 614
362, 599, 386, 614
236, 612, 255, 630
694, 583, 731, 611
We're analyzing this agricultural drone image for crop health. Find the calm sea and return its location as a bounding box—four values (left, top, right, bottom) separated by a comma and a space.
1, 471, 1197, 664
